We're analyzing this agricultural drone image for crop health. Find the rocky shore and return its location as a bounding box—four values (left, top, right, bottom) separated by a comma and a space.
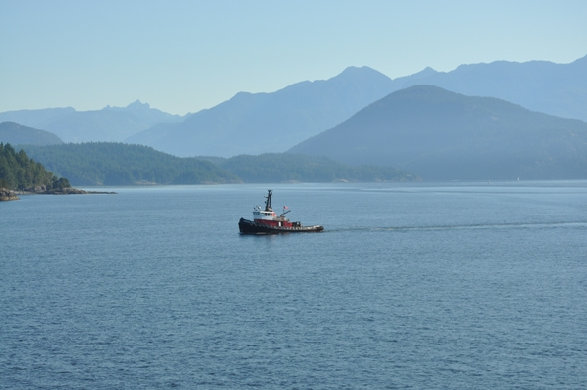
0, 188, 19, 201
0, 186, 116, 201
41, 187, 116, 195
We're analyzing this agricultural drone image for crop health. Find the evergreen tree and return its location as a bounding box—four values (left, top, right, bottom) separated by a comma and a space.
0, 142, 70, 191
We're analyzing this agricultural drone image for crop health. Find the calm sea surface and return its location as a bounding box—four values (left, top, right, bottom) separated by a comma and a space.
1, 182, 586, 389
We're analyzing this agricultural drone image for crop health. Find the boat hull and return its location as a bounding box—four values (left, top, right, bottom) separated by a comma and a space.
239, 218, 323, 234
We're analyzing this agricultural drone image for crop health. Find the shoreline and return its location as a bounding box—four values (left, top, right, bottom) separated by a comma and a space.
1, 187, 116, 201
0, 188, 19, 201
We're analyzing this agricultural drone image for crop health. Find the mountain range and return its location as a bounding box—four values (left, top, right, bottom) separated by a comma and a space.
1, 55, 586, 158
0, 100, 182, 143
126, 66, 395, 156
289, 85, 587, 180
0, 121, 63, 146
391, 55, 587, 123
126, 54, 587, 157
1, 54, 587, 180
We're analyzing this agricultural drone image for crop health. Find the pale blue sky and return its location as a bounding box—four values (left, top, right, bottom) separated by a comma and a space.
1, 0, 586, 115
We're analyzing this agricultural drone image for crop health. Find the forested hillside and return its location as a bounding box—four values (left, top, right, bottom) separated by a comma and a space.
215, 153, 414, 182
0, 143, 70, 191
23, 143, 239, 185
21, 143, 415, 186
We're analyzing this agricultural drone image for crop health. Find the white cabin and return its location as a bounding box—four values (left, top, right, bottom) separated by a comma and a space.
253, 206, 277, 220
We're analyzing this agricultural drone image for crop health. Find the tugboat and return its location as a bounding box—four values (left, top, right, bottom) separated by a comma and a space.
239, 190, 324, 234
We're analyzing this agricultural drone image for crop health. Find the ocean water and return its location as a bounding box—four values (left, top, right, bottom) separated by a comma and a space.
1, 182, 586, 389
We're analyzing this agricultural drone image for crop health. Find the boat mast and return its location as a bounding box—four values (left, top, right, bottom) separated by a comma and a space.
265, 189, 273, 211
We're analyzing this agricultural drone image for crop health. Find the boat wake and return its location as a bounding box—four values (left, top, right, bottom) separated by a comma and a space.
327, 220, 587, 233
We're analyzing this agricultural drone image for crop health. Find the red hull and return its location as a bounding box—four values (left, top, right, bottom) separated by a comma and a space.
239, 218, 323, 234
238, 190, 323, 234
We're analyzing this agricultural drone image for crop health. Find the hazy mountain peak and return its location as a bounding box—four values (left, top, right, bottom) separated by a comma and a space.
126, 99, 150, 110
340, 65, 378, 74
102, 100, 151, 112
415, 66, 438, 76
395, 84, 446, 93
378, 85, 457, 103
399, 67, 439, 81
0, 99, 181, 143
232, 91, 254, 99
0, 121, 63, 145
335, 65, 390, 81
289, 84, 587, 180
129, 64, 396, 157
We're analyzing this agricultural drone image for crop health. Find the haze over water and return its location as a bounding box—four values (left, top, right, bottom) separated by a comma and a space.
1, 182, 586, 388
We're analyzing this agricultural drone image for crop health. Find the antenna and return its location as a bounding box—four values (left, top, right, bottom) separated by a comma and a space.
265, 189, 272, 211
